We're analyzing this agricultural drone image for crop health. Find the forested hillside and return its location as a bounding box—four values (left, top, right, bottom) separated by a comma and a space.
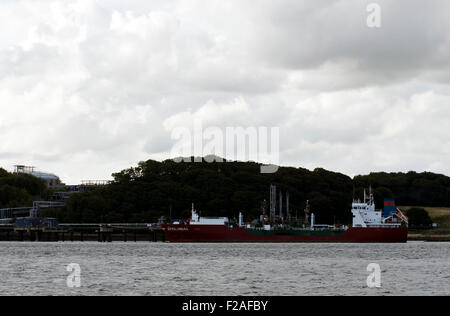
63, 158, 354, 224
3, 159, 449, 224
62, 158, 450, 224
354, 172, 450, 207
0, 168, 47, 208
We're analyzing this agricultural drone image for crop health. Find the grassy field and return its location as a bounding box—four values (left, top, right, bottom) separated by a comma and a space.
399, 206, 450, 240
399, 206, 450, 228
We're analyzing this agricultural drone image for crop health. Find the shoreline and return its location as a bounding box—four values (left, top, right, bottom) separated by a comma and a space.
407, 227, 450, 242
407, 234, 450, 242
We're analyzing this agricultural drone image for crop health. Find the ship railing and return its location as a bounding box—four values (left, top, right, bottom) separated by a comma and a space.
58, 223, 153, 228
309, 226, 346, 231
248, 226, 346, 231
366, 223, 402, 228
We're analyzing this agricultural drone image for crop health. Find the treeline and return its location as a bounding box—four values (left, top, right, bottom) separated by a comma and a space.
62, 158, 354, 224
5, 159, 450, 224
60, 158, 449, 224
354, 171, 450, 207
0, 168, 47, 208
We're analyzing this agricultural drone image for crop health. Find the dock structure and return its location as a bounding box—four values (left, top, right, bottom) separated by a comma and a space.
80, 180, 111, 186
0, 185, 79, 221
0, 223, 166, 242
0, 202, 66, 220
79, 180, 111, 191
0, 207, 31, 219
1, 165, 152, 242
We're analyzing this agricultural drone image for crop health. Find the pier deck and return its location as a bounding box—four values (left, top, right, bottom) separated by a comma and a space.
0, 224, 166, 242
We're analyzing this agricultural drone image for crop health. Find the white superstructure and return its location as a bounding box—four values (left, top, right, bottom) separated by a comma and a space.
351, 189, 407, 228
189, 204, 229, 225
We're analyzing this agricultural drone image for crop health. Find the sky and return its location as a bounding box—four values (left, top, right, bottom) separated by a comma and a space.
1, 0, 450, 184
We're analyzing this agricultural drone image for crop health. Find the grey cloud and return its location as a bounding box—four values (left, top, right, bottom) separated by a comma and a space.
1, 0, 450, 183
245, 0, 450, 87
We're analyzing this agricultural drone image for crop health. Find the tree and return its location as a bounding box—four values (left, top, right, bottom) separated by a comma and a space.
0, 168, 8, 178
406, 208, 432, 227
374, 186, 394, 209
57, 158, 450, 224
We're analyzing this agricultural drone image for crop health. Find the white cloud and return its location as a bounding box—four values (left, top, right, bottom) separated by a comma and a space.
0, 0, 450, 183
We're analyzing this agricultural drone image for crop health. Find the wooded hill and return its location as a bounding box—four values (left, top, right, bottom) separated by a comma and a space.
59, 158, 450, 224
0, 168, 47, 209
2, 159, 449, 224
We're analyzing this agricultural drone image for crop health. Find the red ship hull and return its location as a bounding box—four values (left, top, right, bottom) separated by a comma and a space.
161, 224, 408, 243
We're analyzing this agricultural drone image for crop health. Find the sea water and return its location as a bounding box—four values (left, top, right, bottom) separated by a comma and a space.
0, 241, 448, 296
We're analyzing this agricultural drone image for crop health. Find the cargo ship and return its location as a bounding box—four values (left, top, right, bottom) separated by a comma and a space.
162, 189, 408, 243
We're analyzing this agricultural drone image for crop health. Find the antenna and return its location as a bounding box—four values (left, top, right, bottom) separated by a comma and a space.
286, 191, 290, 221
261, 199, 267, 225
279, 191, 283, 221
270, 184, 276, 222
304, 200, 310, 226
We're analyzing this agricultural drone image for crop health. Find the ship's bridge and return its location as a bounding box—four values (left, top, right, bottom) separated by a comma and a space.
351, 190, 381, 227
351, 190, 408, 228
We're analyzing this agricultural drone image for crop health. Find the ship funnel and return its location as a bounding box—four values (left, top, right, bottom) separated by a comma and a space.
383, 198, 396, 218
239, 212, 243, 227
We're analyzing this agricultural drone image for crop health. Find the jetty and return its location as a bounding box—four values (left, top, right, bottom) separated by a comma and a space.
0, 223, 166, 242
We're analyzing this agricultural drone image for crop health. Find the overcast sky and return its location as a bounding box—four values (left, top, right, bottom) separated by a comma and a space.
1, 0, 450, 184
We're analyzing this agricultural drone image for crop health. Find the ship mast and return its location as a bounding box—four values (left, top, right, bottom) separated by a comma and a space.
279, 191, 283, 222
270, 184, 276, 223
286, 191, 290, 222
261, 199, 267, 225
304, 200, 310, 226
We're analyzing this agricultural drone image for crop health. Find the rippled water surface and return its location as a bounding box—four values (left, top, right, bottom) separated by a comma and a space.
0, 241, 448, 296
